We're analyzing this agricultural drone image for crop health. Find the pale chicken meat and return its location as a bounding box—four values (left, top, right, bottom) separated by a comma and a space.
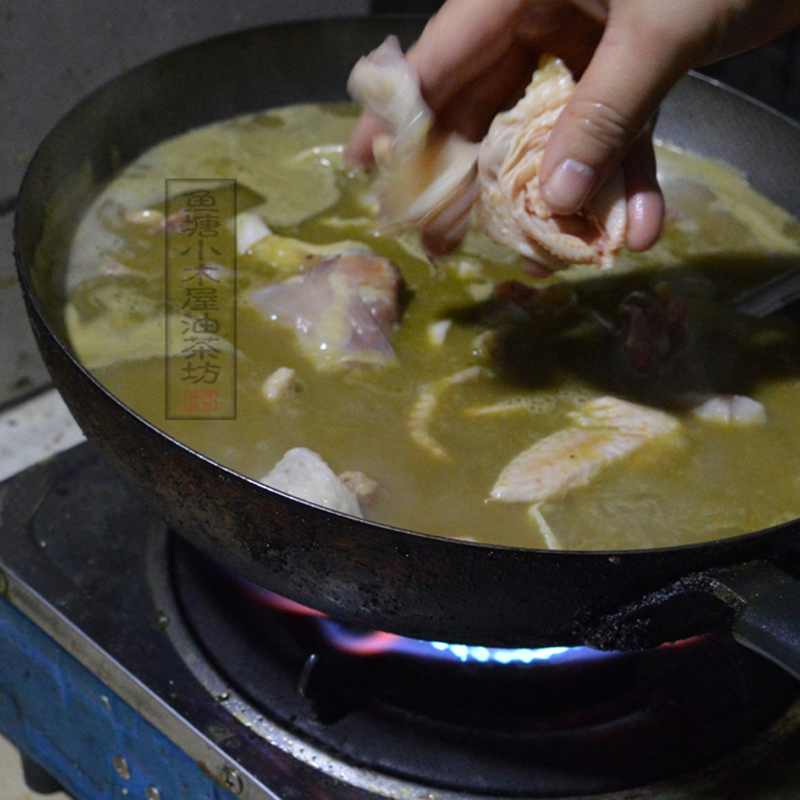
477, 56, 627, 271
408, 365, 489, 459
348, 40, 627, 268
249, 250, 403, 370
490, 397, 680, 503
262, 448, 363, 517
347, 35, 480, 254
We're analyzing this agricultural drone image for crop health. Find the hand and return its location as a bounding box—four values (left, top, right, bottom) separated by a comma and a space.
347, 0, 800, 252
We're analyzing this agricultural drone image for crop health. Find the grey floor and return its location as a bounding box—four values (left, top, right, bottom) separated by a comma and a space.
0, 732, 72, 800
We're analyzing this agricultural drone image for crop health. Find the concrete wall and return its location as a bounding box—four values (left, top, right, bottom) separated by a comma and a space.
0, 0, 370, 202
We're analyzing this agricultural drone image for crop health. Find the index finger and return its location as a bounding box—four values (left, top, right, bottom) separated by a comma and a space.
345, 0, 521, 169
406, 0, 524, 110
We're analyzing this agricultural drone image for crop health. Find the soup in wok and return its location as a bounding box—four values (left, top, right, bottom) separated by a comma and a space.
60, 102, 800, 551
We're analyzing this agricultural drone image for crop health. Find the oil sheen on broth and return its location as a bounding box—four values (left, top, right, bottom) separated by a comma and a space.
64, 104, 800, 551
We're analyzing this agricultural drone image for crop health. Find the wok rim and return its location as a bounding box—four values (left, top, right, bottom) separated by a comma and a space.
12, 16, 800, 651
12, 15, 800, 561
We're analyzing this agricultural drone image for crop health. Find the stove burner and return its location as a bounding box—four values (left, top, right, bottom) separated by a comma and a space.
170, 538, 800, 797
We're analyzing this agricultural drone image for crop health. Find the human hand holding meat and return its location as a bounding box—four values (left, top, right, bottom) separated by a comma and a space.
347, 0, 800, 267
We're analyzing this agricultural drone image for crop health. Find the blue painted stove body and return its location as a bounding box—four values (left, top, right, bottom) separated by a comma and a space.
0, 592, 238, 800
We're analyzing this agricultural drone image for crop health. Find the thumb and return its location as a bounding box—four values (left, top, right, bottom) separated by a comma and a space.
539, 17, 691, 214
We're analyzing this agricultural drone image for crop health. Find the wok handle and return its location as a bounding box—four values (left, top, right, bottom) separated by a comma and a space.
705, 561, 800, 680
593, 560, 800, 681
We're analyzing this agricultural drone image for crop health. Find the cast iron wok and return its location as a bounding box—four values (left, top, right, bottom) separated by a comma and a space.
14, 17, 800, 673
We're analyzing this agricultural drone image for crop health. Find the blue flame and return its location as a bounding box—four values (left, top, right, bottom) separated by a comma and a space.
315, 616, 609, 665
430, 641, 572, 664
251, 586, 612, 666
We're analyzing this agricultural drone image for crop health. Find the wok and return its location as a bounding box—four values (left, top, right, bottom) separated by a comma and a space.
14, 17, 800, 673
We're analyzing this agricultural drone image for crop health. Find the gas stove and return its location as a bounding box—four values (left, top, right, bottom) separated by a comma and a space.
5, 2, 800, 796
2, 428, 800, 800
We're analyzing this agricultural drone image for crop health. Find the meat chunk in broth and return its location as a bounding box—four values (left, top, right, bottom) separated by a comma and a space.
249, 250, 404, 370
261, 366, 300, 401
490, 397, 680, 503
477, 56, 627, 272
262, 447, 363, 517
617, 285, 689, 376
689, 394, 767, 426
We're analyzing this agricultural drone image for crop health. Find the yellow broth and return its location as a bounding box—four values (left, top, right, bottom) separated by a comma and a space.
65, 104, 800, 550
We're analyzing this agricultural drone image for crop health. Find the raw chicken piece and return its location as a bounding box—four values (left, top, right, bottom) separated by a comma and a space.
262, 447, 363, 517
249, 250, 404, 370
347, 36, 480, 254
348, 40, 626, 268
490, 397, 680, 502
477, 56, 627, 271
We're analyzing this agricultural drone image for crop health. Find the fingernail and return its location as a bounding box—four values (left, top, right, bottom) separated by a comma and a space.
542, 159, 596, 213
